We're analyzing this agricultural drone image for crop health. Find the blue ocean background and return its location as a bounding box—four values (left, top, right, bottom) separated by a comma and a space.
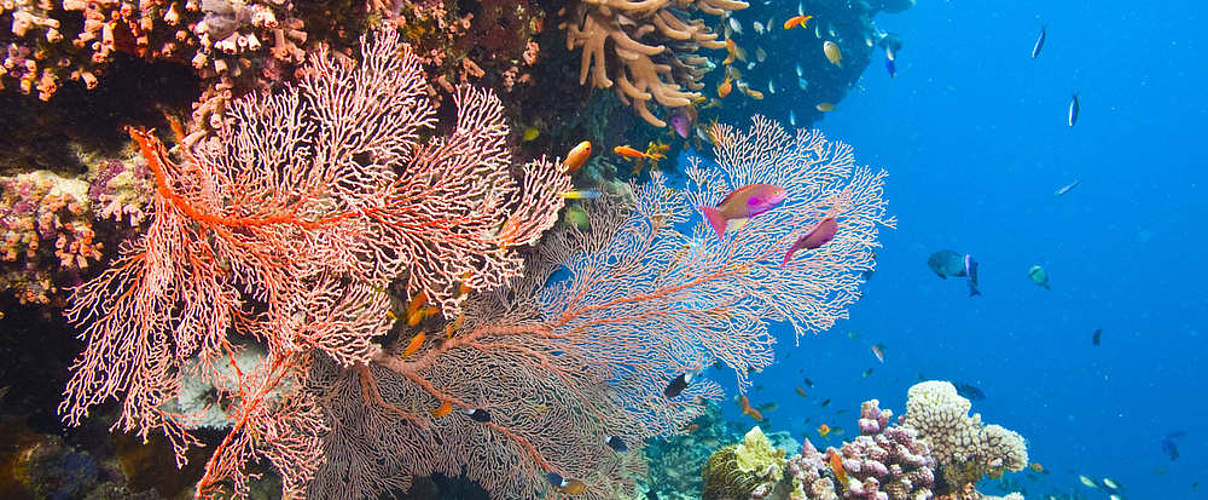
713, 1, 1206, 498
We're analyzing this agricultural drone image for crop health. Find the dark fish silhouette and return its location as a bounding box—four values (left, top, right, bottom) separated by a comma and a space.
1068, 93, 1080, 127
1092, 328, 1102, 346
606, 435, 628, 452
885, 56, 896, 78
465, 408, 491, 422
1032, 25, 1047, 59
664, 372, 692, 398
1162, 431, 1185, 461
954, 382, 986, 401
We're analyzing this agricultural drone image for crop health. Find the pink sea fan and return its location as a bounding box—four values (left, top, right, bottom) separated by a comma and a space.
309, 117, 891, 498
58, 29, 570, 498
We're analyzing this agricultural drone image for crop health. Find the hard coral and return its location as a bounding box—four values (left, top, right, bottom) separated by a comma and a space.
562, 0, 747, 127
1, 0, 307, 103
0, 170, 101, 304
703, 426, 788, 500
899, 381, 1028, 494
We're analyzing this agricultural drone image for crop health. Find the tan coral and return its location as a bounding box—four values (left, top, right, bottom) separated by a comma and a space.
900, 381, 1028, 491
562, 0, 745, 127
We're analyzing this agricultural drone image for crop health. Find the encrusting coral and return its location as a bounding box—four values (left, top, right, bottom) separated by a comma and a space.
561, 0, 748, 127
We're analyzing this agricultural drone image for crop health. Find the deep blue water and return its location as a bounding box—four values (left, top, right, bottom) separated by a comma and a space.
719, 1, 1206, 498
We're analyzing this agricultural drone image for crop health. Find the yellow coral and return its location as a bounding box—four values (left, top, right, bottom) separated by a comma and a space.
702, 426, 788, 500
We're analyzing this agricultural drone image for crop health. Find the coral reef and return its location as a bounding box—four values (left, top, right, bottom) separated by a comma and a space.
698, 383, 1028, 500
0, 170, 101, 304
899, 381, 1029, 494
703, 426, 789, 499
561, 0, 747, 127
0, 0, 308, 101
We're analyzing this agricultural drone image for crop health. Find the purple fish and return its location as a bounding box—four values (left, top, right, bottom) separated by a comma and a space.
781, 218, 838, 266
698, 184, 787, 240
669, 107, 693, 139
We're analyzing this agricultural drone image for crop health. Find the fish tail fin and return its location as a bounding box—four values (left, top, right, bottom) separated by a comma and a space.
699, 206, 728, 240
781, 243, 799, 267
969, 288, 982, 297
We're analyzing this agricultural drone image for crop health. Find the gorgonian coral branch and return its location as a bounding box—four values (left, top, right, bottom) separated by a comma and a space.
59, 28, 570, 498
310, 116, 891, 499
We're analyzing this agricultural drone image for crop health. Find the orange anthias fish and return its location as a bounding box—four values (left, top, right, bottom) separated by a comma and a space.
745, 88, 765, 100
613, 145, 650, 160
828, 451, 848, 486
783, 15, 812, 30
402, 331, 426, 358
739, 395, 764, 422
562, 140, 592, 173
718, 76, 733, 98
431, 400, 453, 418
817, 423, 831, 439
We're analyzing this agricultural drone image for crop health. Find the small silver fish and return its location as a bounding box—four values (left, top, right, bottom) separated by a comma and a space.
789, 110, 797, 127
798, 77, 809, 91
728, 17, 743, 35
1054, 179, 1080, 197
795, 63, 803, 77
1032, 25, 1047, 59
768, 79, 775, 94
753, 21, 765, 34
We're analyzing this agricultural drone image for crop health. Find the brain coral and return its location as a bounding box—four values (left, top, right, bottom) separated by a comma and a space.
899, 381, 1028, 492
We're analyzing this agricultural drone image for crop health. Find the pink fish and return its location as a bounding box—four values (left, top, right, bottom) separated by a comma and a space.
698, 184, 787, 240
781, 217, 838, 266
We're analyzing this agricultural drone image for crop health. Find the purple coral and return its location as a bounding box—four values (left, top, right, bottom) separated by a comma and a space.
834, 400, 936, 500
785, 399, 936, 500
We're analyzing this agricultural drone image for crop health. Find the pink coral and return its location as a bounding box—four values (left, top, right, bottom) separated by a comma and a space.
309, 117, 890, 498
58, 29, 570, 497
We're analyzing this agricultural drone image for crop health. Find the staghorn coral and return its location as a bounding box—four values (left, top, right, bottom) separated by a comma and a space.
899, 381, 1028, 495
562, 0, 748, 127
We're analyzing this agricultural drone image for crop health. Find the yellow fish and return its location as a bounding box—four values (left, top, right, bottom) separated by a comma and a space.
522, 127, 540, 142
823, 41, 842, 66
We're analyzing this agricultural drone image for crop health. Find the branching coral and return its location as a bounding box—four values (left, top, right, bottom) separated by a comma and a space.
57, 29, 571, 498
308, 116, 889, 498
899, 381, 1028, 494
562, 0, 748, 127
